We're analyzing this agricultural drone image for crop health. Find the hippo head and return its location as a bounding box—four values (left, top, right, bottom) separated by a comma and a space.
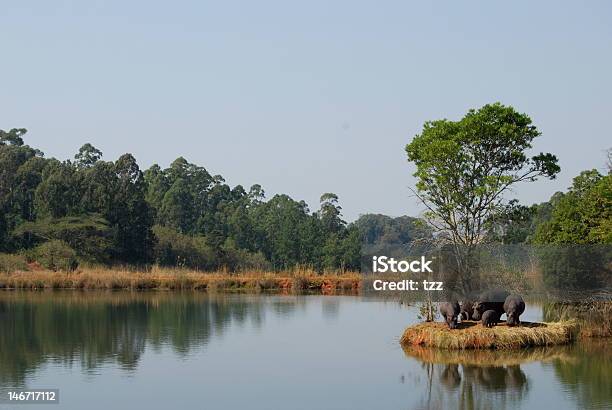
446, 313, 459, 329
472, 302, 484, 320
507, 312, 519, 326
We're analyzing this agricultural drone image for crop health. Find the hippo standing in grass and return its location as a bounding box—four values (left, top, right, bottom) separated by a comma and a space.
481, 310, 500, 328
459, 300, 473, 321
440, 301, 461, 329
472, 289, 509, 321
504, 294, 526, 326
460, 291, 479, 320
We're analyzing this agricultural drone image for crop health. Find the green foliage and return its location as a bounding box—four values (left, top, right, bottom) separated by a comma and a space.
34, 159, 82, 218
250, 194, 317, 268
74, 143, 102, 168
0, 130, 45, 251
13, 214, 112, 263
0, 128, 27, 146
0, 253, 29, 273
318, 193, 345, 233
405, 103, 559, 289
1, 127, 387, 272
535, 171, 611, 245
533, 170, 611, 289
485, 198, 557, 244
406, 103, 559, 245
32, 240, 78, 271
221, 240, 271, 271
144, 157, 214, 234
536, 245, 606, 290
111, 154, 155, 264
153, 225, 216, 269
354, 214, 432, 245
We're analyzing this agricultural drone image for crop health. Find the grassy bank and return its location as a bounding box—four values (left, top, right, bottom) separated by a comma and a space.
543, 300, 612, 338
0, 266, 361, 293
400, 320, 577, 349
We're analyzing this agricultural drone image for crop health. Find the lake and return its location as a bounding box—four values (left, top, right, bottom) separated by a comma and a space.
0, 291, 609, 410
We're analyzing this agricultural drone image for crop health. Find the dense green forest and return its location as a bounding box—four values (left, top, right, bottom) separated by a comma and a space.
1, 128, 609, 277
0, 129, 434, 271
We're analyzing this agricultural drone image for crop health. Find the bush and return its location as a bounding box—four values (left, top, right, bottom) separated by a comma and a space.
13, 214, 113, 264
153, 226, 217, 270
0, 253, 29, 273
537, 245, 608, 290
222, 241, 271, 271
33, 240, 78, 271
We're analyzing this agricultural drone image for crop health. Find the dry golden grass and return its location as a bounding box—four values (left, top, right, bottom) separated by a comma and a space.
545, 300, 612, 338
400, 320, 578, 350
402, 344, 573, 366
0, 266, 362, 293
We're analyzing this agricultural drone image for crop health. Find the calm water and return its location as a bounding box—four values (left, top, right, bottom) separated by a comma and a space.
0, 292, 609, 410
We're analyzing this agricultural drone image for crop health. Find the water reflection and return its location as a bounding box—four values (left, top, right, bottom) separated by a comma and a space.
403, 342, 610, 410
0, 291, 306, 386
0, 292, 609, 410
405, 347, 532, 409
547, 339, 611, 409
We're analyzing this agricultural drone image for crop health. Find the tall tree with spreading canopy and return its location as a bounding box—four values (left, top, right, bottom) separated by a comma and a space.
406, 103, 560, 290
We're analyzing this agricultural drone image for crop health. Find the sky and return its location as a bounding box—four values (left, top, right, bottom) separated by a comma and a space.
1, 0, 611, 221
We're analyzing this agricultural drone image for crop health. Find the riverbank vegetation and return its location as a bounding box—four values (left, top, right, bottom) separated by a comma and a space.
0, 265, 361, 293
0, 129, 435, 273
543, 298, 612, 338
1, 103, 610, 293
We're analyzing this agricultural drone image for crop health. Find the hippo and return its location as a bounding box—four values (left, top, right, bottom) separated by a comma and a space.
472, 289, 510, 320
481, 309, 499, 328
504, 294, 526, 326
439, 301, 461, 329
460, 303, 473, 320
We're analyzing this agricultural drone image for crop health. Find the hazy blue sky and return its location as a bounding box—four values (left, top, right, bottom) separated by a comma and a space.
2, 1, 611, 221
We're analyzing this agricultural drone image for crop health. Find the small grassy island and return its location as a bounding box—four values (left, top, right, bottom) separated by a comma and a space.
400, 320, 578, 350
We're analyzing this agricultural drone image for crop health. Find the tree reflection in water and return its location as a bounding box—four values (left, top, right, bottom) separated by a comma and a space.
405, 341, 610, 410
0, 292, 609, 410
0, 292, 305, 386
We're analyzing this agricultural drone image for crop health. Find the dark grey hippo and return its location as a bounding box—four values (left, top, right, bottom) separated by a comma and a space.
472, 289, 509, 320
439, 301, 461, 329
481, 309, 500, 328
460, 301, 473, 320
504, 294, 526, 326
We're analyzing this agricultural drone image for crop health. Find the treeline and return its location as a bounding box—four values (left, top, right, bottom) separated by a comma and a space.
0, 129, 430, 272
2, 128, 608, 280
486, 169, 611, 246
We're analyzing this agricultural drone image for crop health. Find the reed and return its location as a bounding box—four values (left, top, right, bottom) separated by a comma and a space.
0, 266, 361, 293
399, 320, 578, 349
